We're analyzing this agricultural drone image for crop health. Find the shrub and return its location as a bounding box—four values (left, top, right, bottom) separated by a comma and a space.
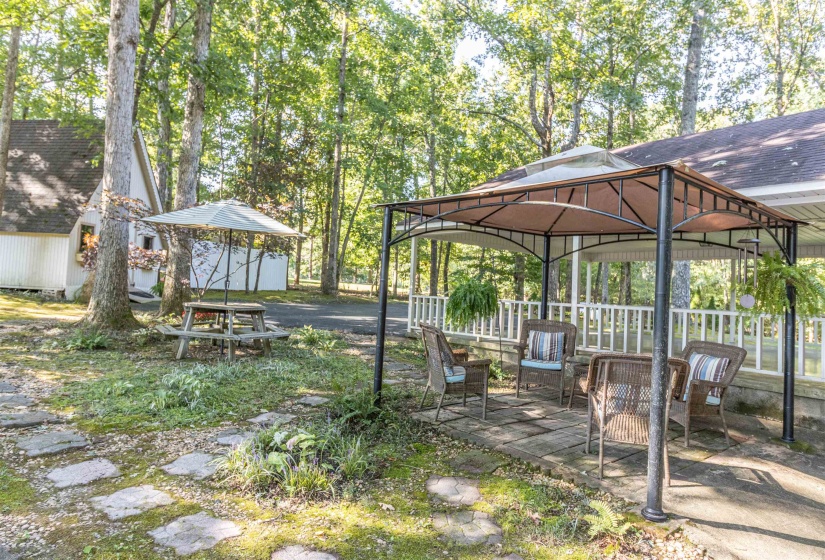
65, 328, 111, 351
149, 371, 210, 411
292, 325, 339, 348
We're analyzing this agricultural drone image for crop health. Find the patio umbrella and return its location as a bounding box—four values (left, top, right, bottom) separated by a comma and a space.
143, 199, 303, 303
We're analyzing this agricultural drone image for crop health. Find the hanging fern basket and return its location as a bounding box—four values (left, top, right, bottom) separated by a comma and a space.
739, 252, 825, 319
445, 279, 498, 329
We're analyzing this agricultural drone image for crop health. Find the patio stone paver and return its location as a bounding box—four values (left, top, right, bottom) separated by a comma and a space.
432, 511, 502, 545
148, 512, 241, 556
47, 459, 120, 488
0, 382, 19, 393
16, 431, 88, 456
90, 485, 175, 520
0, 411, 59, 428
247, 411, 296, 428
382, 379, 403, 386
450, 450, 505, 474
508, 430, 586, 457
0, 394, 34, 408
270, 545, 338, 560
297, 396, 329, 406
383, 362, 413, 372
214, 428, 256, 447
161, 452, 218, 479
425, 475, 481, 505
412, 408, 464, 423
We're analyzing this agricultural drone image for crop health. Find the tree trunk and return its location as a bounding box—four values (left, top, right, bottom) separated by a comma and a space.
672, 261, 691, 308
679, 2, 705, 135
321, 12, 348, 295
620, 262, 631, 305
159, 0, 213, 316
425, 128, 439, 296
155, 0, 176, 211
132, 0, 165, 122
598, 262, 609, 304
442, 242, 451, 294
514, 253, 525, 300
548, 261, 560, 303
244, 231, 254, 293
0, 26, 22, 217
253, 237, 265, 293
293, 186, 304, 286
84, 0, 140, 328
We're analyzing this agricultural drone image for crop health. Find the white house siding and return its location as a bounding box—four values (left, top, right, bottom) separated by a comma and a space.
190, 241, 288, 292
0, 232, 69, 291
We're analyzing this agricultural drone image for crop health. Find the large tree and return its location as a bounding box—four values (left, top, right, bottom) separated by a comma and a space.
84, 0, 140, 328
0, 26, 21, 217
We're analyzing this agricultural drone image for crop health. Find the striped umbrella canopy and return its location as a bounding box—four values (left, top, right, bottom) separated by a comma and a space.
143, 199, 302, 303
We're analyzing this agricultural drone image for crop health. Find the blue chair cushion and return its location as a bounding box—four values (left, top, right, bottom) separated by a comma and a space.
521, 359, 562, 370
445, 366, 466, 384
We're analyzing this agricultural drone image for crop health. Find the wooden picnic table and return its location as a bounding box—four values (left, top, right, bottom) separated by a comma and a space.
156, 301, 289, 362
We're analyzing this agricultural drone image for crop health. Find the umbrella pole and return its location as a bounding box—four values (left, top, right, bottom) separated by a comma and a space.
221, 229, 233, 356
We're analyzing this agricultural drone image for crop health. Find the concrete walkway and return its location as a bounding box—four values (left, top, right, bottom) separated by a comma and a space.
414, 390, 825, 560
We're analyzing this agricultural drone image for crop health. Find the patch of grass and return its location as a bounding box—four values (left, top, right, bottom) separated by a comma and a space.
771, 437, 817, 454
0, 462, 37, 513
0, 291, 85, 322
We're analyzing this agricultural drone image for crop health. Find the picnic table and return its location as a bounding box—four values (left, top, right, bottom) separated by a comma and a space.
155, 301, 289, 362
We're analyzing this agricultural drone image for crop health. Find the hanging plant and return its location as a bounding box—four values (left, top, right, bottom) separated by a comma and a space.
445, 278, 498, 329
739, 252, 825, 319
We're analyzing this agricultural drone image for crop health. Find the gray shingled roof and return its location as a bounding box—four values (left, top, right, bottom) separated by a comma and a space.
470, 108, 825, 193
0, 120, 104, 234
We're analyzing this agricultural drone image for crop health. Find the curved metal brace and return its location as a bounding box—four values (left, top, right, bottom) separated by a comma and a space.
390, 224, 543, 259
673, 209, 789, 262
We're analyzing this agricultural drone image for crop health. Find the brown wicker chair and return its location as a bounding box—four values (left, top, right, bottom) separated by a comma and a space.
419, 323, 491, 420
670, 340, 747, 447
585, 353, 690, 481
513, 320, 578, 404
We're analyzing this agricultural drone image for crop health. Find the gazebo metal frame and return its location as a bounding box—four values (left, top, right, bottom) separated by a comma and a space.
371, 163, 803, 522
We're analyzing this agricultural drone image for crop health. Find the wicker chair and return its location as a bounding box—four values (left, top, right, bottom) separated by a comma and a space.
585, 353, 690, 481
513, 320, 578, 404
670, 340, 747, 447
419, 323, 491, 420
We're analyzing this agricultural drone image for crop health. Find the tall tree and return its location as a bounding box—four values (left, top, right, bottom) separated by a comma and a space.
155, 0, 176, 211
84, 0, 140, 328
0, 26, 21, 217
159, 0, 214, 316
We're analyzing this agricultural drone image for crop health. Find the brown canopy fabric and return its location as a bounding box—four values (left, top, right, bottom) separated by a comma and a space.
381, 162, 802, 239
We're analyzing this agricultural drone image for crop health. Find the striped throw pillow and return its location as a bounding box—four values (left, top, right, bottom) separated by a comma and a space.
685, 353, 729, 402
527, 331, 564, 362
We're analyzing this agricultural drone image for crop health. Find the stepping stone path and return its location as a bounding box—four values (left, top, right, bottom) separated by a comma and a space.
247, 411, 296, 428
16, 431, 88, 457
47, 459, 120, 488
0, 381, 19, 393
271, 545, 338, 560
383, 379, 403, 386
91, 485, 175, 520
214, 428, 256, 447
148, 512, 241, 556
161, 452, 218, 479
426, 475, 481, 506
383, 362, 413, 372
0, 545, 20, 560
450, 450, 506, 475
0, 394, 33, 408
297, 395, 328, 406
0, 411, 59, 428
432, 511, 502, 545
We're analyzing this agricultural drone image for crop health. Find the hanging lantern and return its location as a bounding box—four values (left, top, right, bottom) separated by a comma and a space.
737, 237, 761, 309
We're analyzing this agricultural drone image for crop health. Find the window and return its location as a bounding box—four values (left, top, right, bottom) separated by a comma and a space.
142, 236, 155, 250
79, 224, 95, 252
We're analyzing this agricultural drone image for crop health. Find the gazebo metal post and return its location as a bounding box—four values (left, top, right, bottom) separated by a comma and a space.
642, 166, 675, 523
540, 236, 551, 320
782, 223, 798, 442
373, 207, 394, 404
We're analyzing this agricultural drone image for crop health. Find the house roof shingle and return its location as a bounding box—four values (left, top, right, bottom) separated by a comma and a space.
0, 120, 104, 234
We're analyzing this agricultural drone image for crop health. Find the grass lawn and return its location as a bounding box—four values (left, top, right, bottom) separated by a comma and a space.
0, 292, 691, 559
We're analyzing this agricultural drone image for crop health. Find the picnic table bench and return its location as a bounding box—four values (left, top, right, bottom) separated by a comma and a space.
154, 302, 289, 362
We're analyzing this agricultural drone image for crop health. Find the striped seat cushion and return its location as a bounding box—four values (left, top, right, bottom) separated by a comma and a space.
527, 330, 564, 362
685, 353, 729, 403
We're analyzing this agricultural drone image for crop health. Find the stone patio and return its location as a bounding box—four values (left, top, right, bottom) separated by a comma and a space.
413, 389, 825, 560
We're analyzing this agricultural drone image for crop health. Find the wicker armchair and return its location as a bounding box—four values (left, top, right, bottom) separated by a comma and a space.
670, 340, 747, 447
513, 320, 578, 404
419, 323, 491, 420
585, 353, 690, 481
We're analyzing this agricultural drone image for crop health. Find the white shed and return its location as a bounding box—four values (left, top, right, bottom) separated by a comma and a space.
0, 120, 166, 299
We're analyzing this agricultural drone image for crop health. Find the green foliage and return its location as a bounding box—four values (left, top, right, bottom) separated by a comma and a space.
741, 252, 825, 318
148, 371, 210, 411
445, 278, 498, 329
292, 325, 340, 349
65, 328, 111, 351
149, 282, 164, 297
581, 499, 631, 539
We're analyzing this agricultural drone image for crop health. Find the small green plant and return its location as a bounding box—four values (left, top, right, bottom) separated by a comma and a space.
581, 499, 631, 539
328, 434, 370, 479
150, 281, 164, 297
741, 252, 825, 318
65, 328, 111, 351
106, 380, 133, 397
130, 327, 161, 347
331, 389, 384, 431
149, 371, 210, 410
292, 325, 340, 348
445, 278, 498, 328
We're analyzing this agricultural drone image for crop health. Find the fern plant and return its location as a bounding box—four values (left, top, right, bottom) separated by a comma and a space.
445, 278, 498, 329
581, 499, 631, 539
740, 252, 825, 319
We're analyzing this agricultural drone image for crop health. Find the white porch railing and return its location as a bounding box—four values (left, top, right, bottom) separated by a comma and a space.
408, 295, 825, 381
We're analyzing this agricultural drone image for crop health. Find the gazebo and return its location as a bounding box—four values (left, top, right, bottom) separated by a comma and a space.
371, 152, 804, 521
